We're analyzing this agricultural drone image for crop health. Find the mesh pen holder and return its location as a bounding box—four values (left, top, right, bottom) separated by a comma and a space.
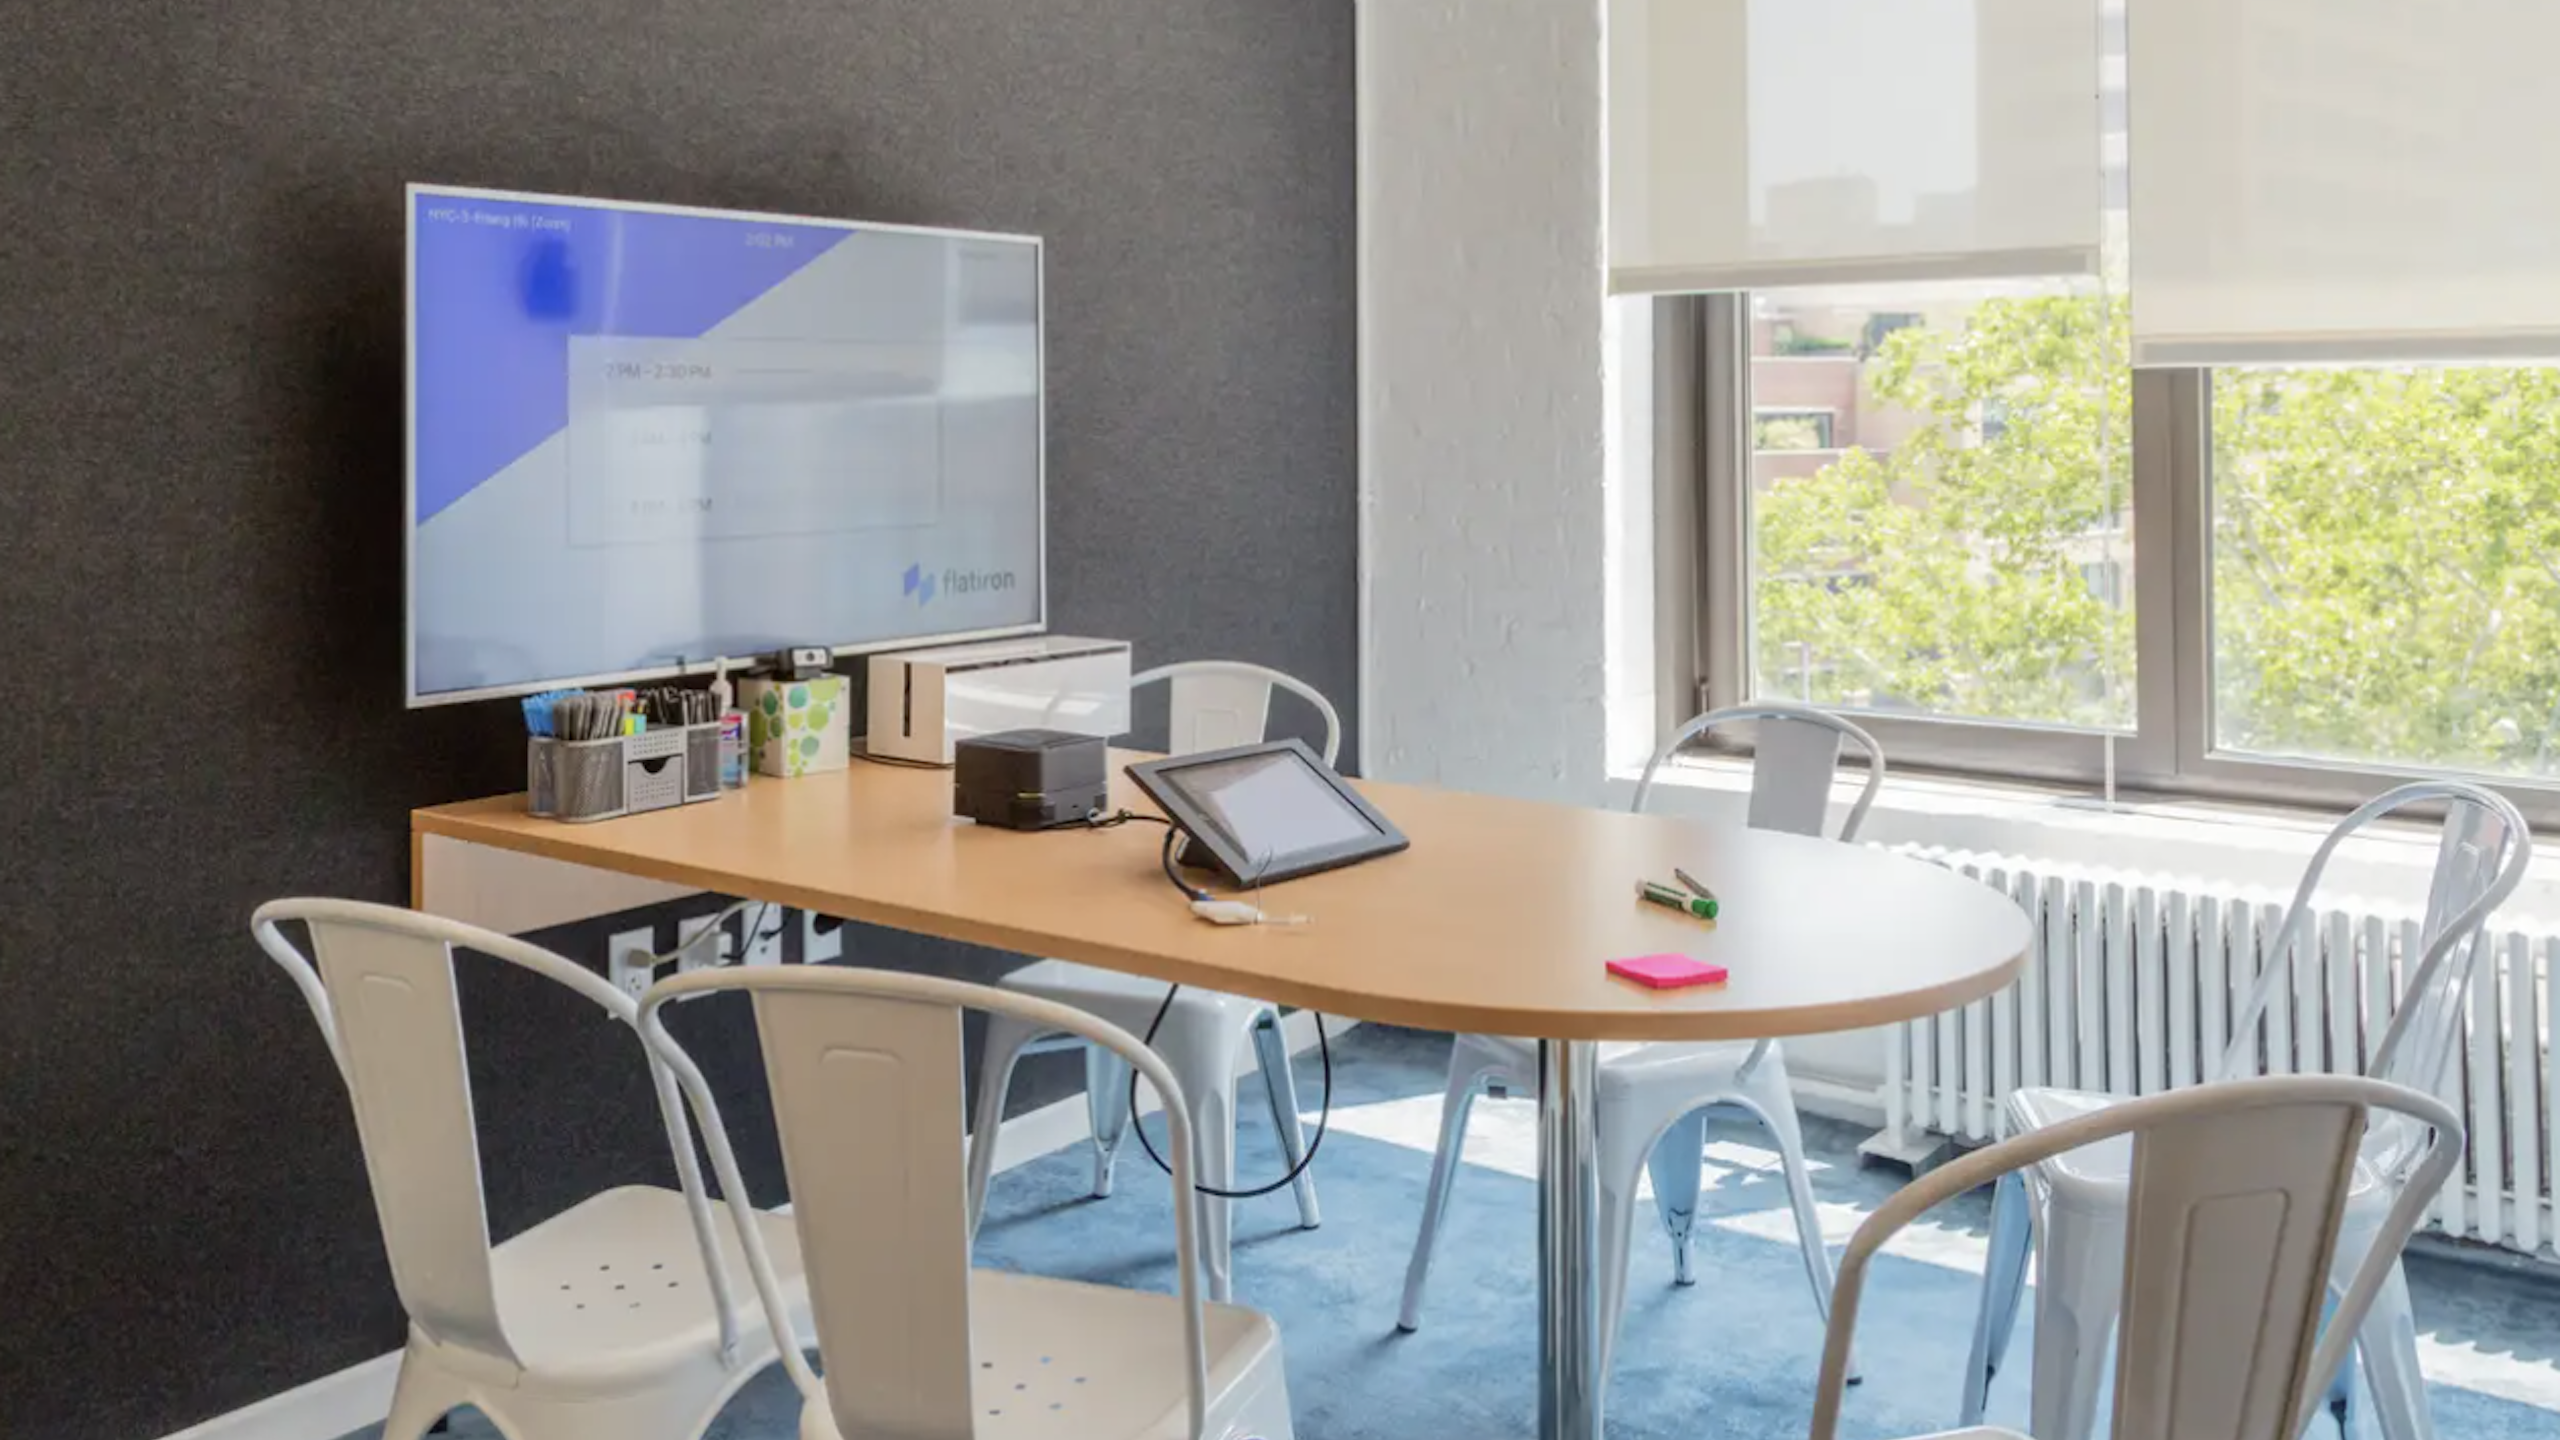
683, 723, 721, 801
528, 738, 629, 822
526, 723, 722, 823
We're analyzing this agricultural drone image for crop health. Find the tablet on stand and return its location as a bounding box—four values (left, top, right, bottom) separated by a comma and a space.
1124, 739, 1410, 887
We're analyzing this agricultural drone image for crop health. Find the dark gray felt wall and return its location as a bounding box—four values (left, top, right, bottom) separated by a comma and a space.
0, 4, 1355, 1436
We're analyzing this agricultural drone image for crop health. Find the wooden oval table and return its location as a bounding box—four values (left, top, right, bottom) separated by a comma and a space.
414, 754, 2032, 1440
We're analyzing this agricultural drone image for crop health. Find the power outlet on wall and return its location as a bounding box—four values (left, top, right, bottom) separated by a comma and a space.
607, 927, 657, 1003
802, 910, 844, 966
675, 913, 734, 975
740, 907, 786, 968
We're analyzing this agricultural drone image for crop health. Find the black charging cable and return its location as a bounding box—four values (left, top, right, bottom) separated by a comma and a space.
1126, 979, 1333, 1200
1083, 809, 1203, 900
1076, 812, 1337, 1201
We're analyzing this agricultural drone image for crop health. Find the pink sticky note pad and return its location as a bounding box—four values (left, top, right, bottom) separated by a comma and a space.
1607, 953, 1729, 990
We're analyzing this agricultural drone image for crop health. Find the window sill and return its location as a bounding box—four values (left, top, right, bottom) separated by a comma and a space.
1608, 757, 2560, 926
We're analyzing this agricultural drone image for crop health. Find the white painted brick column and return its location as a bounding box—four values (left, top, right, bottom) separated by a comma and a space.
1356, 0, 1611, 804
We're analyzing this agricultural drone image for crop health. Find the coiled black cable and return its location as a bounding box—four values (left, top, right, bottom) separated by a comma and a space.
1125, 979, 1333, 1200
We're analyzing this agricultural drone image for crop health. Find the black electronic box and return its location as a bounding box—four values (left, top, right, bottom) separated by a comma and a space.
953, 729, 1110, 830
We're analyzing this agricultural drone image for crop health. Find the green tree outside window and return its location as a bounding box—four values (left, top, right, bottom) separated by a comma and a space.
1753, 293, 2560, 775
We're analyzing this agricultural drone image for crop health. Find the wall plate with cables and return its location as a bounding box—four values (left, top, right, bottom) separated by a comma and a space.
606, 927, 657, 1001
798, 910, 841, 965
675, 914, 730, 974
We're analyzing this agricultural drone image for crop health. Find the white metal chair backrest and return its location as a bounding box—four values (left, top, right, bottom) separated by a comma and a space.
637, 966, 1216, 1440
249, 898, 740, 1372
1132, 660, 1342, 765
2213, 781, 2531, 1095
1630, 700, 1885, 841
1811, 1075, 2462, 1440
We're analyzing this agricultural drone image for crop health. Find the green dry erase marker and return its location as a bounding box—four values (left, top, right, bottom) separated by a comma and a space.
1637, 878, 1718, 921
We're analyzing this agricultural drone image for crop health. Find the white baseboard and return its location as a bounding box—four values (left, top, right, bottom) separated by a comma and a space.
154, 1012, 1355, 1440
1785, 1072, 1886, 1131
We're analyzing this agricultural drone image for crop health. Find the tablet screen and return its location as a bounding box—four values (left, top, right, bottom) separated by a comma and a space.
1170, 749, 1383, 864
1128, 738, 1409, 886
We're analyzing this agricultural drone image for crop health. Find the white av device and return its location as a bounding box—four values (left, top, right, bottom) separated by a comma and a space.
865, 637, 1132, 764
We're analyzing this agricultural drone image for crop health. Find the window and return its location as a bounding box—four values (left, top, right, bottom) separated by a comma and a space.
1770, 323, 1855, 359
1695, 302, 2560, 814
2210, 366, 2560, 779
1645, 0, 2560, 818
1752, 409, 1835, 452
1861, 312, 1922, 356
1744, 283, 2132, 732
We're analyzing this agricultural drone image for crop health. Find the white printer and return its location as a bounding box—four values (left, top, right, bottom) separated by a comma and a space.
865, 636, 1132, 764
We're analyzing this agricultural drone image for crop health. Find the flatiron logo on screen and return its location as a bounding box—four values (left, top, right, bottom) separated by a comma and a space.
903, 563, 1018, 607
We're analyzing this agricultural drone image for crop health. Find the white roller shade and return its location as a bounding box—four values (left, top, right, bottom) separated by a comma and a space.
1608, 0, 2104, 295
2130, 0, 2560, 365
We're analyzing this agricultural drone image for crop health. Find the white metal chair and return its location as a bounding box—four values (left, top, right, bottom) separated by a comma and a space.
1959, 781, 2531, 1440
968, 660, 1335, 1302
1811, 1074, 2464, 1440
250, 899, 811, 1440
638, 965, 1296, 1440
1398, 701, 1884, 1383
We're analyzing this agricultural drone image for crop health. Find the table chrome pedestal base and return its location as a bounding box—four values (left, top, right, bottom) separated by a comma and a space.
1537, 1038, 1603, 1440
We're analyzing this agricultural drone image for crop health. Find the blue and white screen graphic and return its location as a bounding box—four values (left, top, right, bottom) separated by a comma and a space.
408, 187, 1043, 702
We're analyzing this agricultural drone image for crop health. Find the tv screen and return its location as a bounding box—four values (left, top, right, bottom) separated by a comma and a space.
406, 185, 1045, 705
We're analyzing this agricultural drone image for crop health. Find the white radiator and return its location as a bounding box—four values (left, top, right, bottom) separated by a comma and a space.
1879, 847, 2558, 1259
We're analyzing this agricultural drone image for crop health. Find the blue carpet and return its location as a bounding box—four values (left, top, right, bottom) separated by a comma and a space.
354, 1025, 2560, 1439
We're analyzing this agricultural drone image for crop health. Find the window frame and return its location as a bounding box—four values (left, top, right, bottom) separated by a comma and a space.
1682, 291, 2560, 827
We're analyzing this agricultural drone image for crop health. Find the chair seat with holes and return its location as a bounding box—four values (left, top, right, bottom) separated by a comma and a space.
796, 1271, 1286, 1440
480, 1186, 809, 1387
639, 965, 1297, 1440
253, 899, 817, 1440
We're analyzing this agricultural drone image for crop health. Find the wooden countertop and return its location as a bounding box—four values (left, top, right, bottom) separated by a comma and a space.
414, 755, 2029, 1041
